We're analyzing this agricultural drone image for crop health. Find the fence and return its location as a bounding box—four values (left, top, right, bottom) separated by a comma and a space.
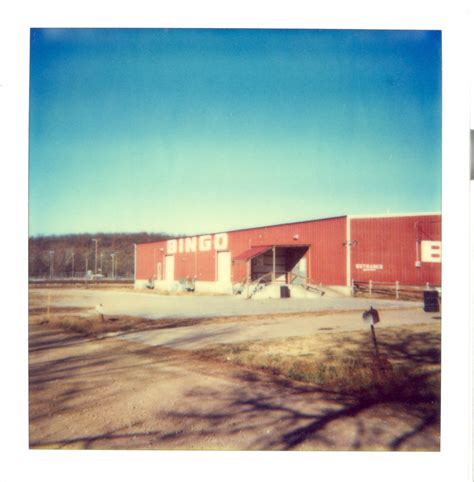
29, 271, 133, 279
352, 280, 440, 301
29, 273, 134, 285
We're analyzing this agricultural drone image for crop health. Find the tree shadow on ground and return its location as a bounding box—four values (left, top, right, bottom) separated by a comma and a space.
29, 322, 440, 451
159, 328, 440, 450
28, 323, 192, 438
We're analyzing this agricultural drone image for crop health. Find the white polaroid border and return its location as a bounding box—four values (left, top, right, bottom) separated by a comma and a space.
0, 1, 471, 481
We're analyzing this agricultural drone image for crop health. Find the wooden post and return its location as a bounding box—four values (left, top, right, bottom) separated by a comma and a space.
395, 281, 399, 300
46, 289, 51, 321
307, 249, 311, 285
370, 324, 379, 357
369, 280, 372, 296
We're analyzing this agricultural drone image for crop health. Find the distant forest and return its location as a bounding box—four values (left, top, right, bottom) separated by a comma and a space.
29, 232, 175, 279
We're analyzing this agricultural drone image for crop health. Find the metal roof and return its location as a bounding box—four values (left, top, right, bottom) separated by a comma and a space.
233, 245, 272, 262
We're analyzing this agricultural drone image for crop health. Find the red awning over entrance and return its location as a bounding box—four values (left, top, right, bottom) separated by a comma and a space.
233, 245, 272, 262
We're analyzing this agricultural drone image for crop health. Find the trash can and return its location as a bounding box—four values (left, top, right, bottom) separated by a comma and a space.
280, 285, 290, 298
423, 290, 439, 313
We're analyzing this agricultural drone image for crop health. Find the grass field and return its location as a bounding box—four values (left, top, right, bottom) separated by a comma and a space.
196, 322, 440, 404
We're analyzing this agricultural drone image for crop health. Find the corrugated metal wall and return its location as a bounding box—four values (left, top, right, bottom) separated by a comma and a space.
349, 215, 441, 286
136, 216, 348, 285
136, 214, 442, 287
227, 217, 347, 286
136, 242, 167, 281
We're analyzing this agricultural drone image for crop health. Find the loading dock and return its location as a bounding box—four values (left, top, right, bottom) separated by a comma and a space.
234, 245, 309, 284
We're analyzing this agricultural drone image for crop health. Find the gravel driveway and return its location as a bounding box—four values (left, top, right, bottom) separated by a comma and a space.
50, 288, 422, 320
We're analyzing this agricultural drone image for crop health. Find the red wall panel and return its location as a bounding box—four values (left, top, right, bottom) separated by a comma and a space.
135, 241, 167, 280
136, 216, 348, 286
136, 214, 441, 287
349, 215, 441, 286
227, 216, 347, 286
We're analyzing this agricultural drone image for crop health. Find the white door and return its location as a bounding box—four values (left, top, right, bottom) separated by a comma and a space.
217, 251, 231, 282
165, 255, 174, 281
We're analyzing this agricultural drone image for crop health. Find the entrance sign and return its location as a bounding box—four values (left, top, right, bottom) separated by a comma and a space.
355, 263, 383, 272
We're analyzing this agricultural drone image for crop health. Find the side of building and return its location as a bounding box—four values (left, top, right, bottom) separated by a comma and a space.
135, 213, 441, 293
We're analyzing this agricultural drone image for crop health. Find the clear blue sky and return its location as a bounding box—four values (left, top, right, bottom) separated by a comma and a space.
29, 29, 441, 236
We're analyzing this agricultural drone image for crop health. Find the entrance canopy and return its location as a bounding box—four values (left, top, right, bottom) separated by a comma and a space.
234, 244, 310, 283
233, 244, 309, 262
233, 245, 272, 262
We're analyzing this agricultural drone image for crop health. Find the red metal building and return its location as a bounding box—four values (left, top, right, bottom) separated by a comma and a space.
134, 213, 441, 293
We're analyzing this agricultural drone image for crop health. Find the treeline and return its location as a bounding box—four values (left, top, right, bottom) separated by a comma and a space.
29, 232, 175, 279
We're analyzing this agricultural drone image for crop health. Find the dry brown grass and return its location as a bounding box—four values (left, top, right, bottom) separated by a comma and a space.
29, 310, 327, 337
29, 310, 208, 336
28, 285, 440, 407
196, 323, 440, 400
29, 302, 280, 336
29, 307, 417, 338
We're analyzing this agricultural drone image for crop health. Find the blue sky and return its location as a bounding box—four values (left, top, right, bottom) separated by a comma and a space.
29, 29, 441, 236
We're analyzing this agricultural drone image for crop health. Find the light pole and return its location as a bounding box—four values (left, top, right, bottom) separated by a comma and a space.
110, 253, 116, 279
92, 238, 98, 275
49, 250, 54, 279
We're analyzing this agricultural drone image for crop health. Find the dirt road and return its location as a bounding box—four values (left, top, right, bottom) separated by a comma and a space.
29, 322, 439, 450
116, 308, 438, 350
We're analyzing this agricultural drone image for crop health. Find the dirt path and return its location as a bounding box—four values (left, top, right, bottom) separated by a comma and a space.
29, 322, 439, 450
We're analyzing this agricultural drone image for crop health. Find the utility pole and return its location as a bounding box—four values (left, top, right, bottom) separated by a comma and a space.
111, 253, 116, 279
85, 255, 89, 275
49, 250, 54, 279
92, 238, 98, 274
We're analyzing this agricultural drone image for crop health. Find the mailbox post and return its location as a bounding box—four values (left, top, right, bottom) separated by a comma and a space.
362, 306, 380, 356
361, 307, 393, 380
